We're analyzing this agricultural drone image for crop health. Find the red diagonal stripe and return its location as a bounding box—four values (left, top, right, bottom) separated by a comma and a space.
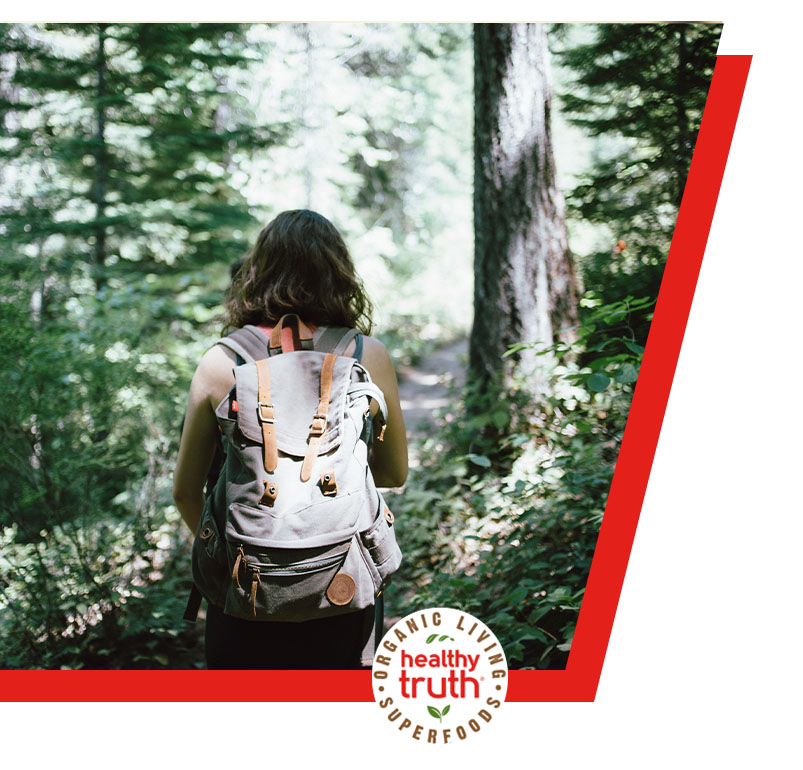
508, 53, 753, 702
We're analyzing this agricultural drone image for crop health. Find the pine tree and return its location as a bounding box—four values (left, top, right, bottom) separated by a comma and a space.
0, 23, 278, 294
0, 25, 280, 654
554, 22, 721, 339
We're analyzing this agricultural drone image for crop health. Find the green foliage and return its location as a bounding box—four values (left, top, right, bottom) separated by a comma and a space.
0, 271, 204, 668
0, 22, 277, 284
0, 22, 473, 670
0, 23, 712, 672
386, 293, 646, 668
241, 23, 474, 337
554, 23, 721, 347
0, 23, 245, 663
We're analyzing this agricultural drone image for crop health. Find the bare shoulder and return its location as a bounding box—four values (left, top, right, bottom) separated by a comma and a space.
192, 344, 236, 408
358, 336, 401, 412
359, 335, 396, 375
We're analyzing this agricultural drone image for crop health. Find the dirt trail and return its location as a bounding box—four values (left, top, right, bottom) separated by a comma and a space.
395, 337, 468, 467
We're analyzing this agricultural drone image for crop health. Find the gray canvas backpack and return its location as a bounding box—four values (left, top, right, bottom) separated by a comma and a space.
185, 314, 402, 649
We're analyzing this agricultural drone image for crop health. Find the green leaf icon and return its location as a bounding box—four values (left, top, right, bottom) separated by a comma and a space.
426, 634, 439, 643
428, 706, 442, 722
441, 705, 450, 716
438, 635, 455, 642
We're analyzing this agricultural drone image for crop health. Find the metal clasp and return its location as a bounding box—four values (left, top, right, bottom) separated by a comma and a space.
309, 413, 327, 436
257, 401, 275, 424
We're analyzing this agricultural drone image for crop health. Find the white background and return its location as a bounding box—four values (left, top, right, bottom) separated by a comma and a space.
2, 2, 801, 767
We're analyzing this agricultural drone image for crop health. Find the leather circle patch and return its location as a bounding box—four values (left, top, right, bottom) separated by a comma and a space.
326, 573, 356, 606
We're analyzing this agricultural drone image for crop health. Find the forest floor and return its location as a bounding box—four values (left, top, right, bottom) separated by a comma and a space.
380, 337, 468, 628
156, 337, 469, 669
395, 337, 468, 467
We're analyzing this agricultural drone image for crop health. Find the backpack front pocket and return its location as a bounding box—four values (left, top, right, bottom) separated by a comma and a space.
223, 536, 375, 622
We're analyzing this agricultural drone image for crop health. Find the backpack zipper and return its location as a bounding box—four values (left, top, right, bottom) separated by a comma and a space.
238, 548, 347, 578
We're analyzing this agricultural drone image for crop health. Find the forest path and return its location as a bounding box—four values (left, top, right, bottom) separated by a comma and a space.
395, 337, 468, 466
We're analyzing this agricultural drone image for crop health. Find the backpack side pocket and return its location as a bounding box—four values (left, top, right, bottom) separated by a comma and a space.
357, 496, 402, 595
191, 506, 229, 608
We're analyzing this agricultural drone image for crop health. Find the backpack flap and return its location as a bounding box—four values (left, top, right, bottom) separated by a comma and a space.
233, 351, 355, 457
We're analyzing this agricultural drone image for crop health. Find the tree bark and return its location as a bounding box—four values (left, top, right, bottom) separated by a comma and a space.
93, 24, 108, 285
675, 24, 691, 208
470, 23, 578, 399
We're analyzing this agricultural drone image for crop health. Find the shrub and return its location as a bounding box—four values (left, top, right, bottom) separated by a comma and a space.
385, 295, 649, 668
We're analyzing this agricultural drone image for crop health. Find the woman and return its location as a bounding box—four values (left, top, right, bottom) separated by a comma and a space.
173, 209, 408, 669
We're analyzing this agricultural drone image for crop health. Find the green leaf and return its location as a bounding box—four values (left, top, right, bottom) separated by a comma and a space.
426, 634, 439, 643
503, 342, 531, 357
507, 586, 528, 604
427, 706, 442, 721
441, 705, 450, 716
467, 454, 491, 468
624, 340, 645, 355
586, 373, 610, 392
614, 363, 639, 383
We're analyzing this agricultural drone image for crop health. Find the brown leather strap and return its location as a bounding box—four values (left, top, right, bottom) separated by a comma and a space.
255, 358, 278, 473
300, 353, 337, 482
232, 546, 246, 590
268, 314, 314, 355
250, 571, 260, 617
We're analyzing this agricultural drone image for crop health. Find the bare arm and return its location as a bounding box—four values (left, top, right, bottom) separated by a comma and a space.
360, 336, 408, 488
172, 346, 235, 532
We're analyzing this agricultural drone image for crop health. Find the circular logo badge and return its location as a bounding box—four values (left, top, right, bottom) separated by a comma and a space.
372, 607, 508, 744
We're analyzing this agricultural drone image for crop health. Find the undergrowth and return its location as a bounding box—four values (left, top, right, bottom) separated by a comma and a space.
385, 295, 650, 668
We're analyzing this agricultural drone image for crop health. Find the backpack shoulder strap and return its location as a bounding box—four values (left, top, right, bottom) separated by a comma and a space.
313, 325, 349, 351
216, 325, 270, 363
314, 326, 362, 359
221, 323, 361, 362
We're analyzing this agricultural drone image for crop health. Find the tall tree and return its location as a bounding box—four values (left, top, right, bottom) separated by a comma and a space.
470, 23, 578, 400
554, 23, 721, 344
244, 23, 473, 338
0, 23, 277, 292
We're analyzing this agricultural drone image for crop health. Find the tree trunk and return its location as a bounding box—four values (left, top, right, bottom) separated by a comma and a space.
470, 23, 578, 400
93, 23, 108, 286
675, 24, 690, 208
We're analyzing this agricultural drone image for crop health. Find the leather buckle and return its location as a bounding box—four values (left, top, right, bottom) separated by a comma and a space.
257, 401, 275, 423
309, 413, 327, 436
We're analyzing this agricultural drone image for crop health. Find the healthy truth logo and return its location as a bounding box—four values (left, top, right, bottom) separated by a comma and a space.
372, 607, 508, 743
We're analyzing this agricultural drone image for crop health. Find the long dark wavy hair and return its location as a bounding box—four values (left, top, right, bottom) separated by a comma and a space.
223, 210, 373, 334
